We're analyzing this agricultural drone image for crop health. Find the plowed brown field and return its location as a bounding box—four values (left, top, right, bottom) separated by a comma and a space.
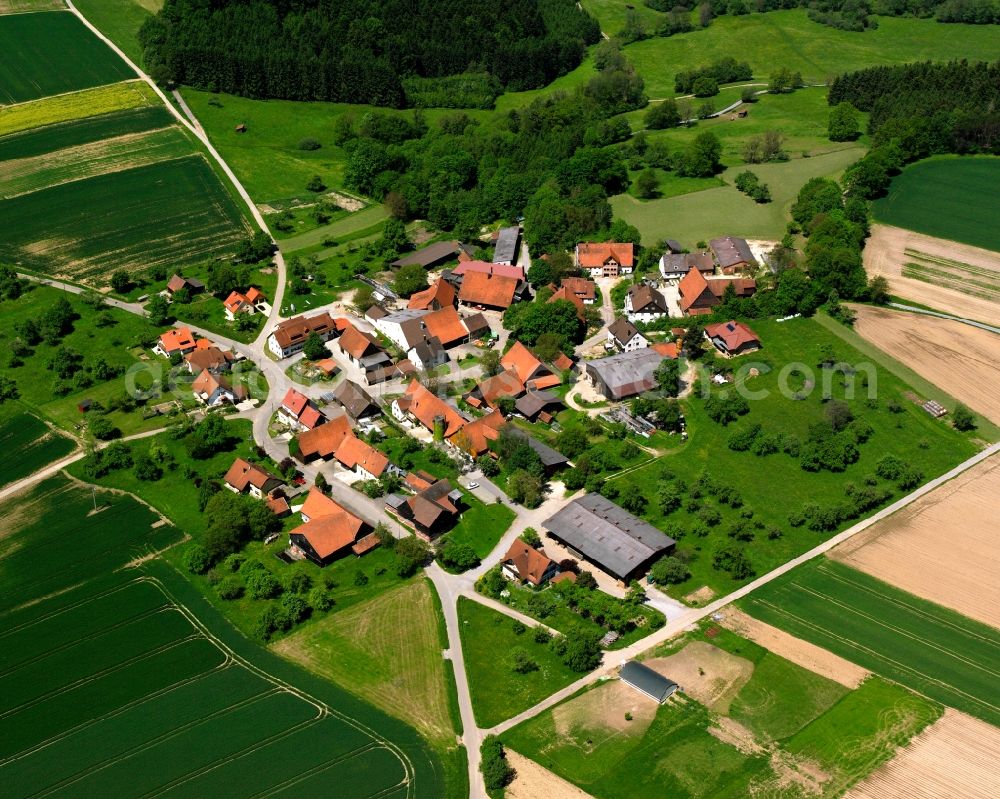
843, 708, 1000, 799
851, 304, 1000, 425
832, 454, 1000, 629
865, 224, 1000, 326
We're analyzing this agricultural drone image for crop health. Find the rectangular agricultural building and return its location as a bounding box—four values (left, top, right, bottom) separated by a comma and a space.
620, 661, 679, 703
542, 493, 676, 582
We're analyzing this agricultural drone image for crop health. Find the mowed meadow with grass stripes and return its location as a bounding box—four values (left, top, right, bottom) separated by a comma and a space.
0, 2, 252, 284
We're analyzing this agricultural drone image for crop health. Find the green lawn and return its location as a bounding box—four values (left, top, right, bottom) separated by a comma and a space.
458, 597, 583, 728
786, 677, 941, 791
612, 146, 863, 246
0, 408, 76, 487
874, 156, 1000, 252
622, 11, 1000, 99
742, 558, 1000, 726
65, 419, 257, 537
504, 621, 940, 799
72, 0, 157, 65
445, 492, 515, 559
0, 10, 135, 103
610, 315, 979, 599
0, 286, 179, 436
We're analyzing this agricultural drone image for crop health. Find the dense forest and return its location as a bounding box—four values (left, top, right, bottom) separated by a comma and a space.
640, 0, 1000, 37
827, 60, 1000, 198
140, 0, 600, 107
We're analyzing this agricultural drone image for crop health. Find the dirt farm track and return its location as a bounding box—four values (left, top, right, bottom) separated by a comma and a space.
831, 453, 1000, 630
864, 224, 1000, 327
843, 708, 1000, 799
851, 304, 1000, 426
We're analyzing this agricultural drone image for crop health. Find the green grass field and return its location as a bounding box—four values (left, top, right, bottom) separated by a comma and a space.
0, 476, 446, 797
0, 10, 134, 103
458, 597, 583, 728
72, 0, 158, 64
742, 559, 1000, 726
874, 156, 1000, 253
604, 315, 979, 599
620, 11, 1000, 99
613, 146, 863, 246
443, 492, 515, 559
0, 409, 75, 487
0, 285, 179, 437
0, 154, 252, 280
504, 622, 940, 799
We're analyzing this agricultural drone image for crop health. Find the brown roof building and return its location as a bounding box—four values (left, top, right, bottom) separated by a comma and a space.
502, 540, 559, 586
705, 320, 761, 357
408, 280, 456, 311
268, 312, 340, 358
575, 242, 634, 277
678, 268, 756, 316
290, 488, 371, 566
458, 270, 520, 310
387, 479, 463, 540
710, 236, 757, 274
297, 414, 352, 461
223, 458, 284, 497
501, 341, 562, 390
393, 380, 466, 438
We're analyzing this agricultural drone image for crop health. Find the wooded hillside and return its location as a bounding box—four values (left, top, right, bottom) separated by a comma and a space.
140, 0, 600, 107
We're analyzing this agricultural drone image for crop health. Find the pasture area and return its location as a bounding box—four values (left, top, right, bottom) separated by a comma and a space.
612, 146, 863, 246
0, 285, 170, 437
874, 157, 1000, 253
0, 409, 75, 488
741, 559, 1000, 726
0, 79, 156, 136
272, 579, 467, 794
849, 305, 1000, 427
0, 0, 66, 12
0, 154, 252, 279
603, 315, 979, 599
863, 224, 1000, 327
504, 625, 938, 799
458, 597, 583, 728
843, 708, 1000, 799
831, 453, 1000, 630
0, 476, 438, 798
0, 10, 134, 103
73, 0, 159, 64
614, 10, 1000, 98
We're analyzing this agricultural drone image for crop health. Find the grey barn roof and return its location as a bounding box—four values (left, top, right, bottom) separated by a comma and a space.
493, 226, 520, 264
620, 661, 678, 703
507, 427, 568, 468
391, 240, 460, 268
542, 493, 676, 580
710, 236, 757, 269
585, 348, 663, 400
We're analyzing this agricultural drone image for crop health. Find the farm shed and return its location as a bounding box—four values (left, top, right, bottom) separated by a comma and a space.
619, 661, 679, 703
542, 493, 676, 582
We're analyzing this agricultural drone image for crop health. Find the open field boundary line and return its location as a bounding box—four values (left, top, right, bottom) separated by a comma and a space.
146, 574, 418, 798
901, 265, 1000, 302
0, 575, 143, 632
252, 743, 400, 799
788, 584, 1000, 679
30, 688, 286, 798
0, 605, 175, 676
0, 658, 235, 767
812, 562, 1000, 647
888, 303, 1000, 336
748, 597, 1000, 717
486, 440, 1000, 736
0, 632, 202, 719
904, 248, 1000, 279
0, 77, 145, 109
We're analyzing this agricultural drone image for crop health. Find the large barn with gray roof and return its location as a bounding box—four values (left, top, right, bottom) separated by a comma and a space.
542, 493, 676, 582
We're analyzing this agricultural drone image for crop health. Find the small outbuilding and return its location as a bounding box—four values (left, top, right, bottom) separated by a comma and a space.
619, 661, 679, 703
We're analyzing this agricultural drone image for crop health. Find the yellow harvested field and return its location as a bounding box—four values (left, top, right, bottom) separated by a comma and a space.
832, 454, 1000, 630
0, 126, 186, 198
505, 750, 597, 799
865, 224, 1000, 327
843, 708, 1000, 799
272, 580, 455, 748
645, 641, 753, 713
851, 304, 1000, 425
551, 680, 658, 742
719, 607, 870, 688
0, 80, 155, 137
